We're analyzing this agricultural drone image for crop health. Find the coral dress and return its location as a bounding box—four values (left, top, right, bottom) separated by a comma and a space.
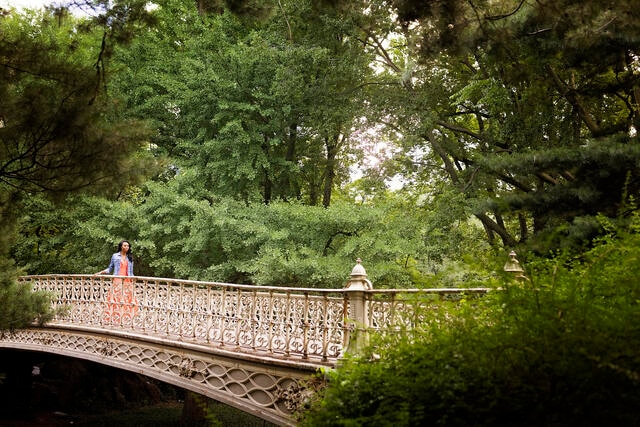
103, 257, 139, 324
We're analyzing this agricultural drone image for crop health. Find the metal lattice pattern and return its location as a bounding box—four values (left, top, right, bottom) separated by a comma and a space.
22, 275, 348, 362
366, 289, 489, 330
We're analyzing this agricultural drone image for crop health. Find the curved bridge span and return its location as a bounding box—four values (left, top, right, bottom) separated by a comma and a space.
0, 264, 488, 426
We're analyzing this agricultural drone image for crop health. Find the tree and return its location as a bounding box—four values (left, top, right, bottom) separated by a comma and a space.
11, 0, 494, 288
0, 6, 155, 201
110, 0, 371, 206
14, 177, 492, 288
0, 7, 155, 329
365, 0, 640, 251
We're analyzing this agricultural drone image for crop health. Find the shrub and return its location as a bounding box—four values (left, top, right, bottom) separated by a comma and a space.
299, 228, 640, 426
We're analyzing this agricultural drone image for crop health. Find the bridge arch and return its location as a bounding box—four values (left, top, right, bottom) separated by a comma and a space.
0, 325, 316, 426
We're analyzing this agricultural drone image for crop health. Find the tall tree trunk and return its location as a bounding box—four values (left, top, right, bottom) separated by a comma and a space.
286, 123, 297, 162
279, 123, 299, 200
309, 175, 319, 206
263, 168, 272, 204
429, 133, 517, 246
518, 212, 528, 243
262, 137, 272, 204
323, 135, 339, 208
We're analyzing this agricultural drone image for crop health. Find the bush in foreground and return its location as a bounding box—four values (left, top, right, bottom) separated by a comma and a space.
299, 225, 640, 426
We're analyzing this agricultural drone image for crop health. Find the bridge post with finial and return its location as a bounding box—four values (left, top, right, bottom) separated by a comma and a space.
503, 250, 528, 281
342, 258, 372, 356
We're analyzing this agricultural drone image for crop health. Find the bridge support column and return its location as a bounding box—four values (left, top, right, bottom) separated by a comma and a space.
343, 259, 372, 355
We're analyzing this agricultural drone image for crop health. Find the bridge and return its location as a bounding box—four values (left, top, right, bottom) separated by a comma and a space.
0, 261, 489, 426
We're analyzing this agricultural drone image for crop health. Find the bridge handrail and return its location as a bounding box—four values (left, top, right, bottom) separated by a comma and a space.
21, 274, 346, 293
20, 274, 489, 294
18, 273, 489, 364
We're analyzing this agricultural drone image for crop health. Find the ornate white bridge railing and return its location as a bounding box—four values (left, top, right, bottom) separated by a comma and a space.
17, 261, 489, 365
18, 275, 346, 364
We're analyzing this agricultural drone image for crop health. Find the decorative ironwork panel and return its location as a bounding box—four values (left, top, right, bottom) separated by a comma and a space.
366, 289, 489, 330
19, 275, 349, 362
18, 275, 488, 363
0, 328, 313, 426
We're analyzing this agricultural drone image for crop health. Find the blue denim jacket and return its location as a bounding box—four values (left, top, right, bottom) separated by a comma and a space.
105, 252, 134, 276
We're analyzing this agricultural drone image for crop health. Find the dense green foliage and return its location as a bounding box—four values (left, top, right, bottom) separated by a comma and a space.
0, 8, 154, 200
111, 0, 370, 206
14, 187, 490, 287
318, 0, 640, 252
8, 0, 496, 287
0, 224, 55, 330
5, 0, 639, 285
0, 7, 156, 330
300, 221, 640, 426
2, 0, 640, 424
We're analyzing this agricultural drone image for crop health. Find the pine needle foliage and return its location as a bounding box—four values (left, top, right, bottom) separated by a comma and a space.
0, 216, 56, 331
0, 7, 156, 332
335, 0, 640, 251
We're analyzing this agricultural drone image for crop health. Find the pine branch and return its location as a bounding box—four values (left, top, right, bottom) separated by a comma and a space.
546, 65, 602, 136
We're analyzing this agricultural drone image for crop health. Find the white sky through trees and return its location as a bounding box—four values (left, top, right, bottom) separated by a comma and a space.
0, 0, 50, 8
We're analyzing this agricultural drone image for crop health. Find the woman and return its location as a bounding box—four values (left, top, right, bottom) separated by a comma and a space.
96, 240, 138, 324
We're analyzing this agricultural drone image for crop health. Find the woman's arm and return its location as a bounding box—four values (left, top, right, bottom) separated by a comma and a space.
95, 254, 116, 275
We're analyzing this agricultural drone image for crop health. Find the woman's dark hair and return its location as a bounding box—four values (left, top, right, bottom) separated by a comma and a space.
117, 240, 133, 261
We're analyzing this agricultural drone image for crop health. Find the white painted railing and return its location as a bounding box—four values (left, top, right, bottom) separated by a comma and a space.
18, 262, 489, 365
